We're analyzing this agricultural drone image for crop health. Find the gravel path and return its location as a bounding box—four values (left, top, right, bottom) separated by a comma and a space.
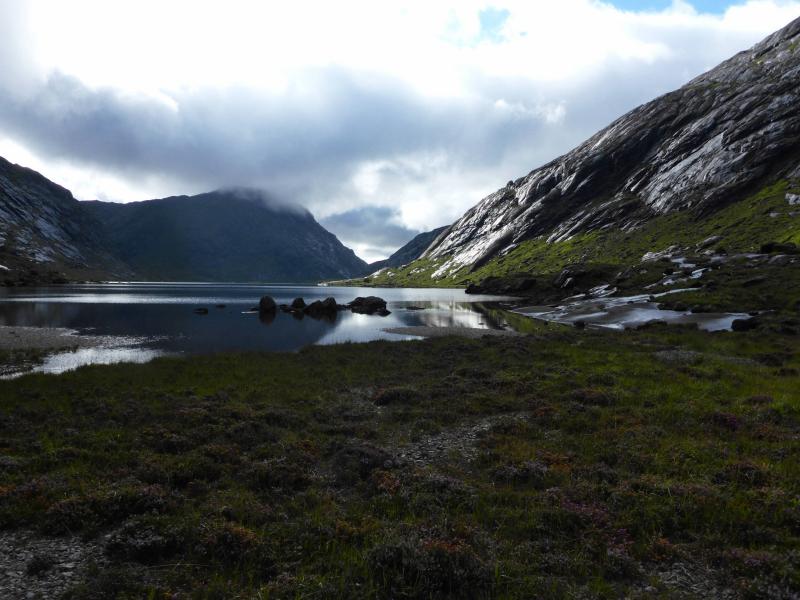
397, 412, 531, 466
383, 326, 522, 339
0, 327, 95, 351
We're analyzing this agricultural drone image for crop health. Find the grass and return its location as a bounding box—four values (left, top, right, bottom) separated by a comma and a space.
1, 320, 799, 598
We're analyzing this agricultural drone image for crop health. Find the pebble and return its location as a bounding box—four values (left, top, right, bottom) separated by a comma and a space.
0, 530, 105, 599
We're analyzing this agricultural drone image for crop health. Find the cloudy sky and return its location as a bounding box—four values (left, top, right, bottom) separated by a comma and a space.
0, 0, 798, 261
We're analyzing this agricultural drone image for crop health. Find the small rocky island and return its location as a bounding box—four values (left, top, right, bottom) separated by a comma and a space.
257, 295, 390, 319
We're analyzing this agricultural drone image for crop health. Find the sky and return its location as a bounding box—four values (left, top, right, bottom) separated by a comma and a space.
0, 1, 798, 261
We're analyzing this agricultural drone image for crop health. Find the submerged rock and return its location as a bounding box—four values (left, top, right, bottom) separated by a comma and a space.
193, 308, 209, 315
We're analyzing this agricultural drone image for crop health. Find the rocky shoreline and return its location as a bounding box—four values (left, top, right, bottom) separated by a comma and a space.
0, 326, 94, 352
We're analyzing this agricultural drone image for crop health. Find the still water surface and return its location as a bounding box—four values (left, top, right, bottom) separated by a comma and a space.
0, 283, 514, 373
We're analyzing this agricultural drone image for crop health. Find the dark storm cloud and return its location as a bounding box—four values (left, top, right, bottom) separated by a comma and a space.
320, 207, 421, 252
0, 63, 565, 200
0, 61, 679, 204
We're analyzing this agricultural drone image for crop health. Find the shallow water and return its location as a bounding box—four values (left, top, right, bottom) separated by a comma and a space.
516, 290, 748, 332
0, 283, 515, 374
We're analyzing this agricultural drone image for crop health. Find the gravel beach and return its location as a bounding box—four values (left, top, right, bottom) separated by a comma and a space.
0, 326, 95, 351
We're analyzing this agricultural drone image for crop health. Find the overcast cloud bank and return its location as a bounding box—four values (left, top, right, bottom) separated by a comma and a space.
0, 0, 798, 260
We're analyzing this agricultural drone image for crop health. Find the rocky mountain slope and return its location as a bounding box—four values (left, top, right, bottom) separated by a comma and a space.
375, 16, 800, 287
0, 156, 130, 285
83, 190, 367, 282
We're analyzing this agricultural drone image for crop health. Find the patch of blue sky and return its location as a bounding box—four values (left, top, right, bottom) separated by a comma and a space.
478, 7, 510, 43
607, 0, 740, 13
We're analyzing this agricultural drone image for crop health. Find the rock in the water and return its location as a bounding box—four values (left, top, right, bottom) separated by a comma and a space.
291, 297, 306, 309
304, 296, 339, 318
349, 296, 388, 314
193, 307, 209, 315
259, 296, 277, 313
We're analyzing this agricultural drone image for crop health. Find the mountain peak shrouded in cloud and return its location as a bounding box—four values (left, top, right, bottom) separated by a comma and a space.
0, 0, 799, 258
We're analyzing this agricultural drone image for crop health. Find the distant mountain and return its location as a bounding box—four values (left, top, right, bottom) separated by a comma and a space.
1, 159, 367, 284
0, 156, 130, 285
365, 226, 449, 275
83, 189, 367, 282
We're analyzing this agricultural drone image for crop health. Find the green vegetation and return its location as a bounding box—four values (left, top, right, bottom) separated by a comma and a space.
1, 322, 799, 598
0, 348, 49, 377
359, 181, 799, 289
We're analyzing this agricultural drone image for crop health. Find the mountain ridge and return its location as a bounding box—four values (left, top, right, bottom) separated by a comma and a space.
1, 161, 369, 284
83, 190, 368, 282
364, 226, 449, 276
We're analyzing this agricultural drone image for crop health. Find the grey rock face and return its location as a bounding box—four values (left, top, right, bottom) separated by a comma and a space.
0, 156, 128, 279
425, 17, 800, 278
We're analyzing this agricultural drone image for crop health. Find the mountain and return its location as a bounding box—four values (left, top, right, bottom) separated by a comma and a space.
365, 226, 449, 275
0, 156, 130, 285
82, 189, 368, 282
367, 17, 800, 289
1, 159, 367, 284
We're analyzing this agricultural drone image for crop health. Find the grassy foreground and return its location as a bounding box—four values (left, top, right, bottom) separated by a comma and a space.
1, 321, 799, 598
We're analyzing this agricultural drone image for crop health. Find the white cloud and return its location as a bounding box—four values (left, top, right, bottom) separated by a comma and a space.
0, 0, 798, 258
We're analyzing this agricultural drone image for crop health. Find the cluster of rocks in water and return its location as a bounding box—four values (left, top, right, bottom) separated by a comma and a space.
257, 295, 390, 320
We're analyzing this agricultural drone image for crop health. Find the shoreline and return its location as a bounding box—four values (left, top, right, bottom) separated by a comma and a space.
0, 326, 97, 352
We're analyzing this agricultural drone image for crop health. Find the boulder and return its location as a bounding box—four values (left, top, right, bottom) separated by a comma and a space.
349, 296, 388, 314
290, 297, 306, 309
193, 307, 209, 315
304, 297, 339, 318
697, 235, 722, 249
258, 296, 277, 313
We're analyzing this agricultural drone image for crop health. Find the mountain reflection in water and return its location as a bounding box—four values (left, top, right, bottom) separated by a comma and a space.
0, 284, 516, 373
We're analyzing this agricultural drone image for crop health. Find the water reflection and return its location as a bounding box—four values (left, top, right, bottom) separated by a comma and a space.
0, 284, 516, 374
36, 346, 166, 375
